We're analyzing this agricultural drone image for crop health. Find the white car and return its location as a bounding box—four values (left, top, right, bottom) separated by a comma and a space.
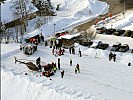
90, 41, 102, 48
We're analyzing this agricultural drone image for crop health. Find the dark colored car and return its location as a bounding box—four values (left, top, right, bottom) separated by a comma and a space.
114, 29, 125, 36
124, 30, 132, 37
130, 32, 133, 38
111, 42, 121, 51
131, 49, 133, 53
97, 27, 107, 34
106, 28, 116, 35
98, 43, 109, 50
80, 41, 93, 47
119, 44, 129, 52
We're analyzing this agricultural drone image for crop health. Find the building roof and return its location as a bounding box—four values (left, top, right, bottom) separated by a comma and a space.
58, 33, 81, 40
24, 29, 41, 39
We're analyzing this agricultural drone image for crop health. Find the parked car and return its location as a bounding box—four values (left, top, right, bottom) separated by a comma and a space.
106, 28, 116, 35
131, 49, 133, 53
124, 30, 132, 37
114, 29, 125, 36
80, 41, 93, 47
130, 32, 133, 38
119, 44, 129, 52
98, 43, 109, 50
111, 42, 121, 51
97, 27, 107, 34
91, 41, 102, 48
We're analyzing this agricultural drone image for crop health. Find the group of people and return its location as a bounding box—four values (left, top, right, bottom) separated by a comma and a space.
70, 59, 80, 74
52, 48, 65, 56
69, 47, 82, 57
109, 52, 116, 62
69, 47, 75, 54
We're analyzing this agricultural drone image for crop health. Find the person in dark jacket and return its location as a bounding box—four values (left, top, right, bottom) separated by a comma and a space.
36, 57, 41, 65
69, 48, 71, 54
58, 58, 60, 70
72, 48, 75, 54
128, 62, 131, 66
109, 52, 113, 61
45, 41, 48, 46
70, 59, 72, 66
79, 50, 82, 57
75, 68, 77, 74
76, 64, 80, 73
113, 54, 116, 62
61, 70, 64, 78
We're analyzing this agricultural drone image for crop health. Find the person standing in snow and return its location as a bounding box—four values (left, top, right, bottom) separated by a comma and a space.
58, 58, 60, 70
128, 62, 131, 66
70, 59, 72, 66
78, 50, 82, 57
76, 64, 80, 73
36, 57, 41, 65
61, 70, 64, 78
75, 67, 77, 74
54, 63, 57, 73
113, 54, 116, 62
72, 47, 75, 54
69, 48, 71, 54
109, 52, 113, 61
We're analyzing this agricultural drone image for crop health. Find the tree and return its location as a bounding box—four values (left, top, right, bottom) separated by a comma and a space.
82, 26, 96, 43
11, 0, 34, 43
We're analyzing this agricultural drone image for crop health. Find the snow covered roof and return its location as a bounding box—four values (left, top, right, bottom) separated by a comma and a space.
1, 0, 38, 24
58, 33, 81, 40
24, 29, 41, 39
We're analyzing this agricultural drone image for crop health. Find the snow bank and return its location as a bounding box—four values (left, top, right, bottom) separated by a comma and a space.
1, 42, 133, 100
101, 10, 133, 31
1, 0, 37, 23
1, 43, 20, 54
27, 0, 108, 37
1, 70, 77, 100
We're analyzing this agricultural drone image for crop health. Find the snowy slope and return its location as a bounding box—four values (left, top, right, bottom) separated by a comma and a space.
1, 0, 37, 23
26, 0, 108, 37
98, 10, 133, 31
1, 43, 133, 100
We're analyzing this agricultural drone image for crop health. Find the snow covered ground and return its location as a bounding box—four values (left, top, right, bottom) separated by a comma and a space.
1, 0, 37, 23
1, 0, 133, 100
97, 9, 133, 31
1, 42, 133, 100
26, 0, 109, 37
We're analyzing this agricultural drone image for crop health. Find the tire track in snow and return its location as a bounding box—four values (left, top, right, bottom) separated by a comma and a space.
1, 49, 20, 59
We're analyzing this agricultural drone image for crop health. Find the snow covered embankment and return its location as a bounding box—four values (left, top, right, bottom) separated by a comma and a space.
28, 0, 109, 36
1, 70, 93, 100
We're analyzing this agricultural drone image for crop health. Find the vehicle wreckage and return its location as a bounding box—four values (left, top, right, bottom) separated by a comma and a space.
14, 57, 54, 77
